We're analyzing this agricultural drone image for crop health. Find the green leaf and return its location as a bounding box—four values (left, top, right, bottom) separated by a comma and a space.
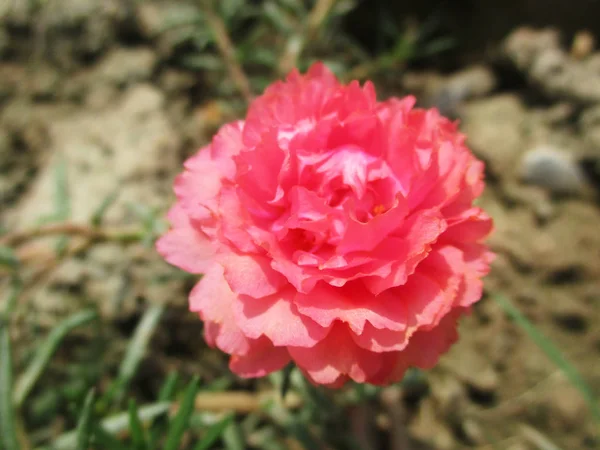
91, 191, 119, 226
182, 54, 223, 71
158, 372, 179, 402
262, 2, 296, 33
54, 158, 70, 220
91, 424, 128, 450
222, 421, 245, 450
103, 305, 164, 406
35, 159, 71, 253
164, 376, 200, 450
276, 0, 306, 17
280, 363, 294, 399
126, 203, 164, 248
75, 388, 96, 450
14, 310, 98, 408
159, 9, 204, 33
494, 294, 600, 424
193, 414, 234, 450
287, 420, 323, 450
53, 158, 71, 256
243, 426, 285, 450
419, 37, 455, 58
0, 245, 19, 270
203, 376, 233, 393
0, 322, 19, 450
50, 402, 170, 450
148, 372, 179, 447
218, 0, 245, 22
1, 277, 22, 320
128, 399, 148, 450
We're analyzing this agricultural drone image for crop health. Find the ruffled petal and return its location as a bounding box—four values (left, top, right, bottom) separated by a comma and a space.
156, 204, 216, 273
189, 264, 251, 356
294, 283, 408, 335
234, 287, 330, 347
289, 323, 383, 384
220, 252, 288, 299
229, 337, 290, 377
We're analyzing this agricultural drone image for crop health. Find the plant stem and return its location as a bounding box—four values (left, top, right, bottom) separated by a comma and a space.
0, 223, 144, 247
202, 0, 254, 103
278, 0, 339, 75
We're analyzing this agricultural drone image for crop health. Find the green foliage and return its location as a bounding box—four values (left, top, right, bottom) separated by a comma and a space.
36, 159, 71, 256
101, 305, 165, 408
193, 414, 234, 450
0, 322, 19, 450
164, 377, 200, 450
50, 402, 171, 450
75, 389, 96, 450
91, 191, 119, 227
0, 245, 19, 271
159, 0, 452, 100
127, 399, 149, 450
14, 310, 98, 408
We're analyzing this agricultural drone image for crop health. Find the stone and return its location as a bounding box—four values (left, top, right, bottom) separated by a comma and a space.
503, 27, 600, 104
543, 384, 588, 431
8, 84, 182, 320
519, 146, 590, 194
461, 94, 528, 178
97, 48, 157, 87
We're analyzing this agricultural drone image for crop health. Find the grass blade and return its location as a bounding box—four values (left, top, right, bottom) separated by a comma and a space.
75, 388, 96, 450
0, 321, 20, 450
91, 191, 119, 227
0, 245, 19, 270
104, 304, 164, 406
14, 310, 98, 408
1, 277, 22, 320
222, 421, 245, 450
287, 420, 323, 450
164, 376, 200, 450
50, 402, 171, 450
193, 414, 234, 450
53, 158, 71, 256
91, 425, 128, 450
280, 363, 294, 400
494, 294, 600, 424
194, 414, 234, 450
158, 372, 179, 402
128, 399, 148, 450
53, 158, 70, 220
148, 372, 179, 448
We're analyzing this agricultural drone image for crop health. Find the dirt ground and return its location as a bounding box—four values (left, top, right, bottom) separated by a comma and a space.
1, 2, 599, 449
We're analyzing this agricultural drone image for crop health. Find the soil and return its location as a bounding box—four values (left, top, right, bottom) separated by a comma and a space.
1, 2, 599, 450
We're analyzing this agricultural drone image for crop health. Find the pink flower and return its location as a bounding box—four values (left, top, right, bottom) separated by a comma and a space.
157, 63, 494, 387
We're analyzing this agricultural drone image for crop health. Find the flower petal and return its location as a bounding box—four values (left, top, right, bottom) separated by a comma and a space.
190, 264, 250, 356
337, 194, 409, 253
229, 337, 290, 378
234, 287, 330, 347
220, 252, 288, 299
294, 283, 408, 335
402, 308, 463, 369
156, 204, 216, 273
289, 323, 383, 384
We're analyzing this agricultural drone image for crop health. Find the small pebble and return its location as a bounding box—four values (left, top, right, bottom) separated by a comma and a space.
519, 146, 589, 194
571, 30, 595, 60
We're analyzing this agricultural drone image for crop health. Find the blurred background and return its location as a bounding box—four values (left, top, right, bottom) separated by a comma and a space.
1, 1, 600, 449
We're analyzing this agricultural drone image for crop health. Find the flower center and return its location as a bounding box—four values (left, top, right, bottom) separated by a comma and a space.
372, 204, 386, 216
